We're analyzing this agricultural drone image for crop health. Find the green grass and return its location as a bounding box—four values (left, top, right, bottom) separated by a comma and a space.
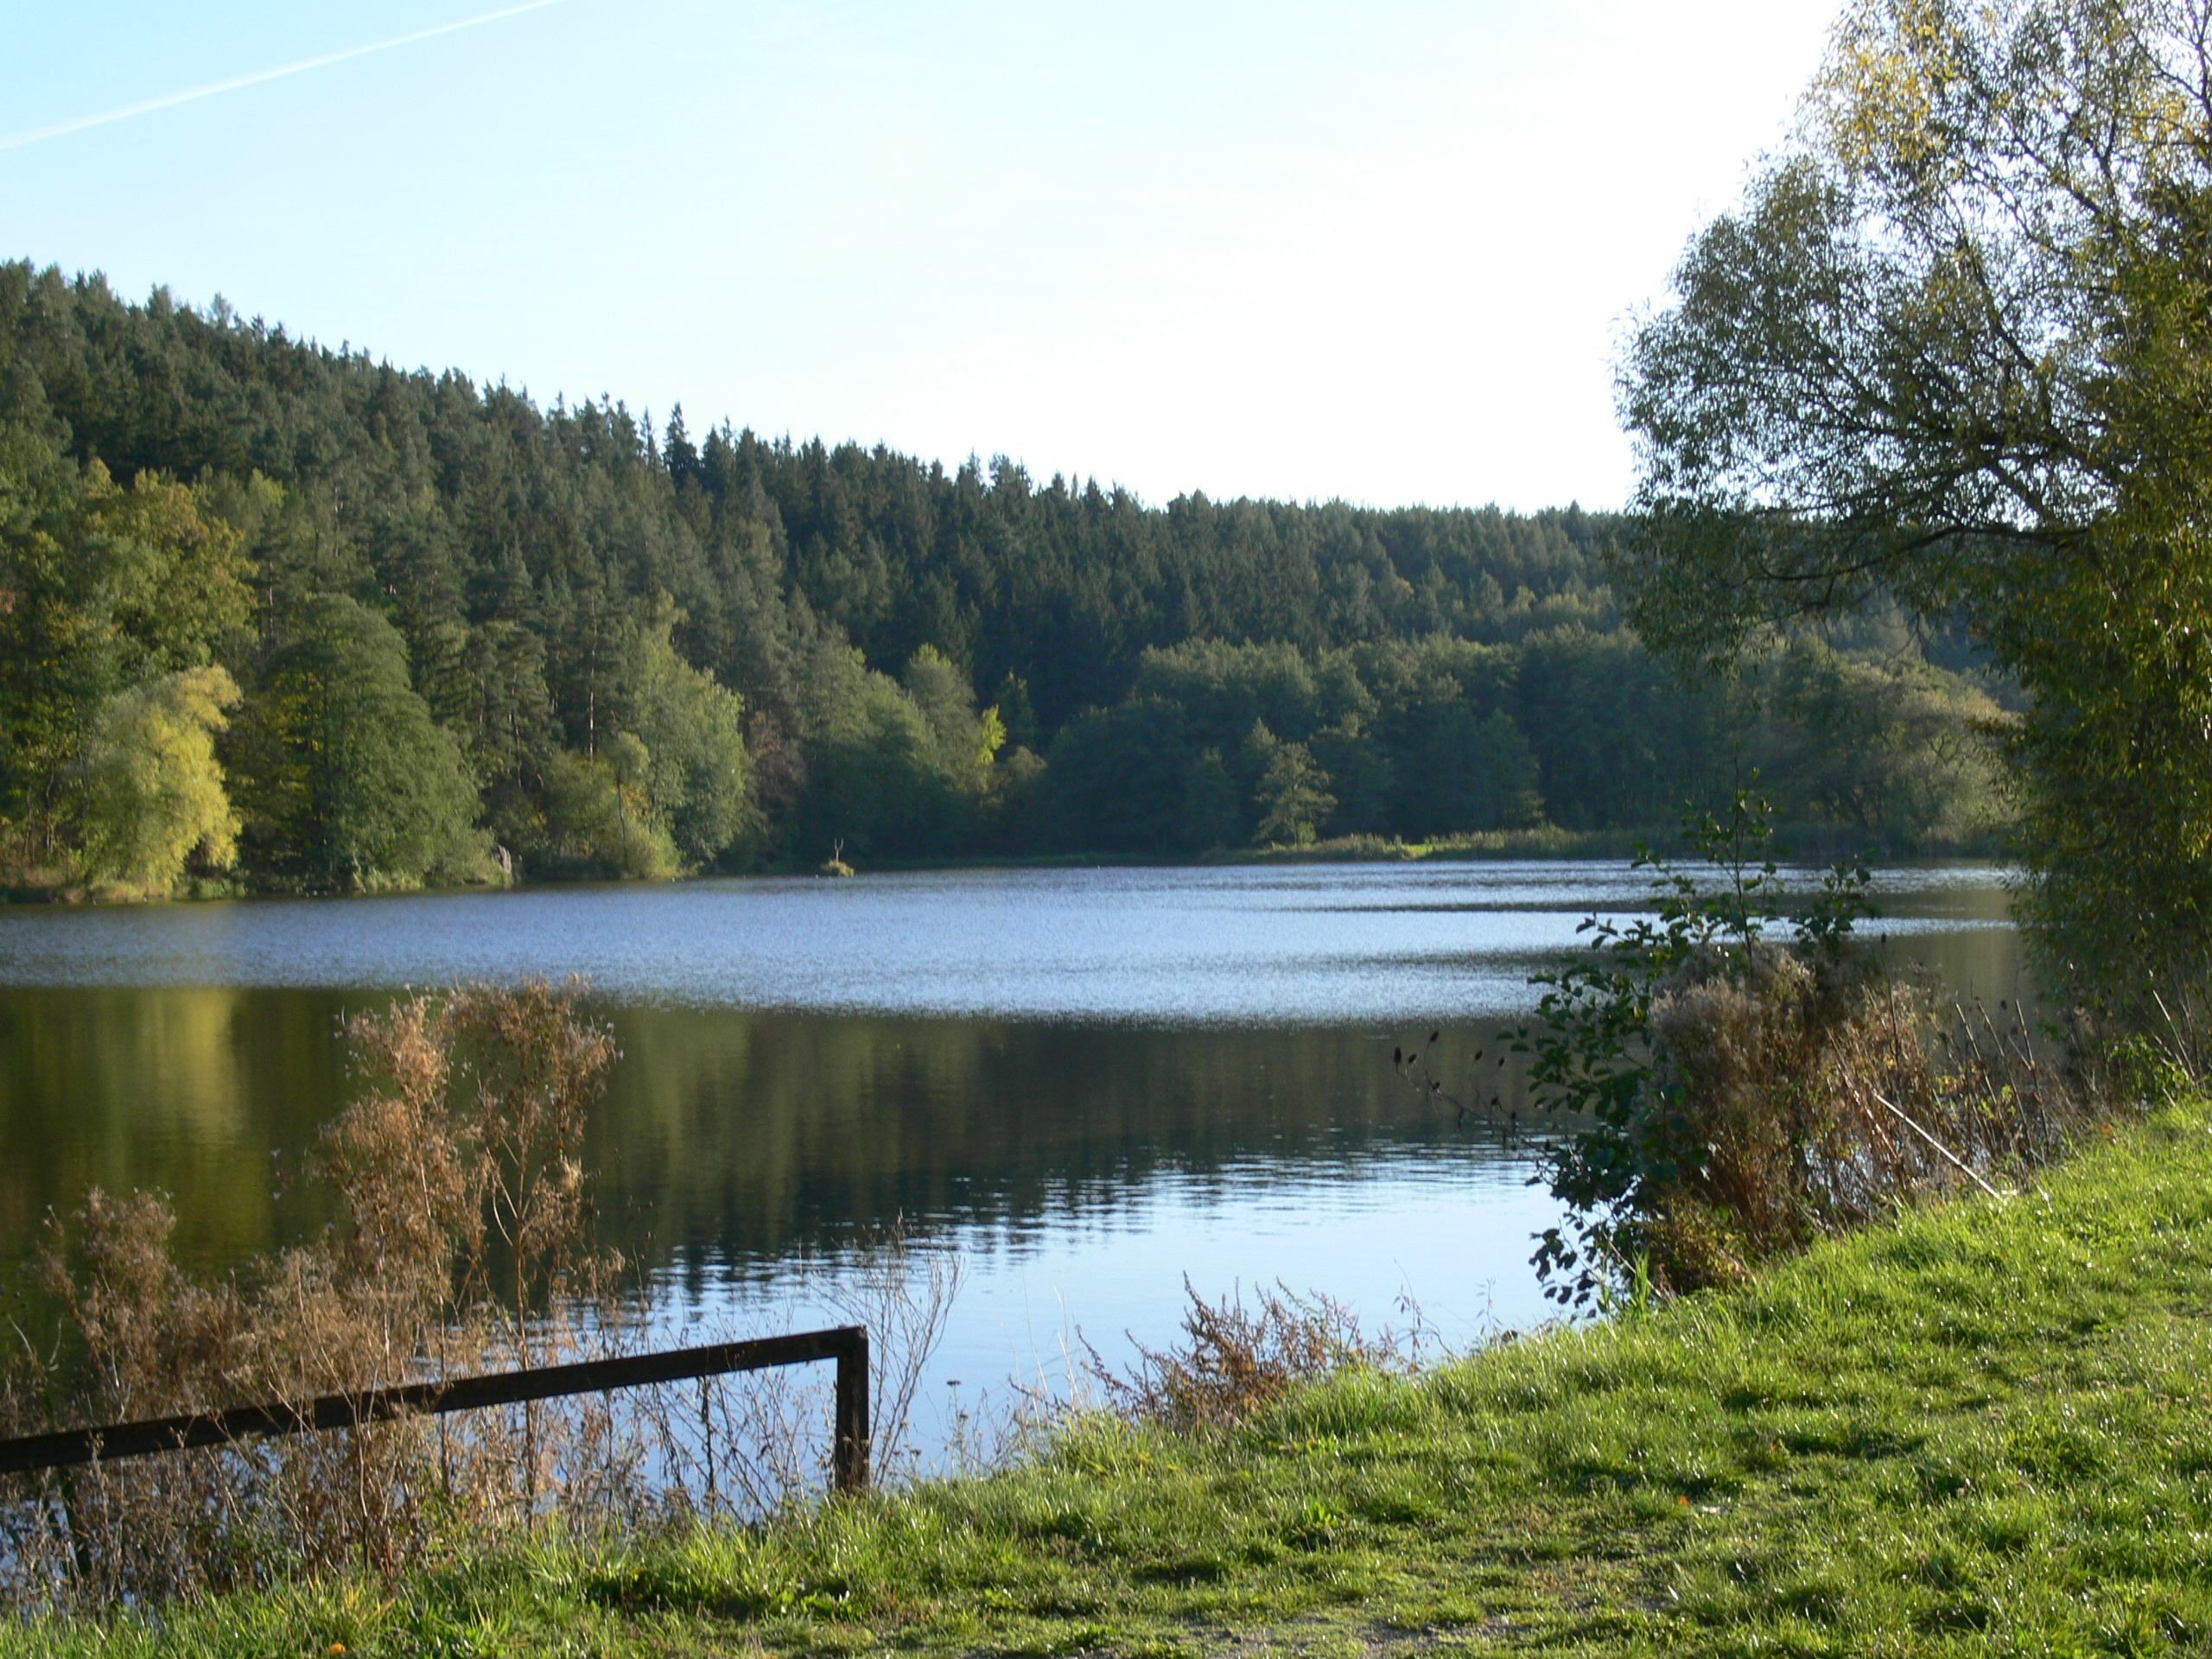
1214, 826, 1654, 863
18, 1103, 2212, 1656
1225, 822, 2011, 866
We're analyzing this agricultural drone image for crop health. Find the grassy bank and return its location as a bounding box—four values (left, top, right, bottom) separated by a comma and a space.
1227, 823, 2012, 867
17, 1100, 2205, 1656
785, 823, 2012, 875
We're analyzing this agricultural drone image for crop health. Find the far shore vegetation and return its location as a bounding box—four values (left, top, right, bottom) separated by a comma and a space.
0, 258, 2009, 904
0, 818, 2013, 906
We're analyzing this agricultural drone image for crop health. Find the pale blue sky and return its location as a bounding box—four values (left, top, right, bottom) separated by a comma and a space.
0, 2, 1839, 511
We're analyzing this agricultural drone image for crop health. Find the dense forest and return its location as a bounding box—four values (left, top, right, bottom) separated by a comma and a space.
0, 262, 2005, 894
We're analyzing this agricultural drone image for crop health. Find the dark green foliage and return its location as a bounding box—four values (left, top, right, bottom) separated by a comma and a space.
1390, 705, 1541, 836
1179, 747, 1243, 852
1042, 700, 1201, 854
0, 258, 2008, 880
1510, 627, 1736, 832
1245, 723, 1334, 847
1752, 642, 2004, 847
227, 594, 489, 888
0, 428, 117, 860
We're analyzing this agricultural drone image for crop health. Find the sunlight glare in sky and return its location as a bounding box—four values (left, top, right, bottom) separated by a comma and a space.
0, 1, 1842, 511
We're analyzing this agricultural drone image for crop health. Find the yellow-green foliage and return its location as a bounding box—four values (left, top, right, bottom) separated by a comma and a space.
614, 606, 749, 864
77, 665, 241, 896
79, 467, 253, 679
903, 644, 1007, 787
540, 741, 681, 880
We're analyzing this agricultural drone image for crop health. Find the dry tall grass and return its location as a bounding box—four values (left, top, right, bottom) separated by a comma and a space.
0, 981, 955, 1613
1084, 1277, 1433, 1433
1631, 947, 2082, 1294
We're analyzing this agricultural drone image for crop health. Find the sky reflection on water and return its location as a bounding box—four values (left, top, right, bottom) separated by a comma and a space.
0, 860, 2019, 1024
0, 861, 2025, 1455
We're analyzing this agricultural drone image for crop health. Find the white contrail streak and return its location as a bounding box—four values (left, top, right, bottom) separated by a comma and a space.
0, 0, 568, 153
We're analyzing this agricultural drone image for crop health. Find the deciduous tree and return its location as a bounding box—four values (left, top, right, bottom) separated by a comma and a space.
230, 594, 488, 888
1620, 0, 2212, 1015
78, 665, 242, 894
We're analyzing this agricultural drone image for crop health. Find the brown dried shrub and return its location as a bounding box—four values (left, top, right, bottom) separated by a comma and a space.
0, 980, 949, 1612
1083, 1276, 1430, 1434
1633, 945, 2081, 1294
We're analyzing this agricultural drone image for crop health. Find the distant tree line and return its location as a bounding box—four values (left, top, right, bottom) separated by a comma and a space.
0, 263, 2005, 893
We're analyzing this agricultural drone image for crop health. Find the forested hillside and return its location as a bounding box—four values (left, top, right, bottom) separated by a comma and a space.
0, 263, 2004, 893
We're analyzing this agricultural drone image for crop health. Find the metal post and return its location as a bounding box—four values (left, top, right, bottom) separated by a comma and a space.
0, 1327, 877, 1490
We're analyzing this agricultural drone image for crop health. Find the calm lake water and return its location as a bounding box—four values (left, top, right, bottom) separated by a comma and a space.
0, 861, 2024, 1450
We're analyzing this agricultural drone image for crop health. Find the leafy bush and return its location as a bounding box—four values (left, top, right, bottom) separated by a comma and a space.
1520, 792, 2082, 1307
538, 740, 682, 878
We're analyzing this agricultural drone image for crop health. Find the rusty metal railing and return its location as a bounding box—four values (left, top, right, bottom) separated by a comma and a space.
0, 1325, 872, 1492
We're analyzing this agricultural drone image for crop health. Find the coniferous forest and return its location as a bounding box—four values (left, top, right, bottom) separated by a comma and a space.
0, 262, 2007, 894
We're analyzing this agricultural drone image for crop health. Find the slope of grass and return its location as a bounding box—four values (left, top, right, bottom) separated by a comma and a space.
16, 1103, 2208, 1656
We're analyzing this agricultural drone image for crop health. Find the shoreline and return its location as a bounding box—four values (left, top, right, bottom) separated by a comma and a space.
0, 823, 2015, 907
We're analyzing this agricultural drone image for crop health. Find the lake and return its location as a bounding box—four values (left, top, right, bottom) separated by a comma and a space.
0, 861, 2024, 1455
